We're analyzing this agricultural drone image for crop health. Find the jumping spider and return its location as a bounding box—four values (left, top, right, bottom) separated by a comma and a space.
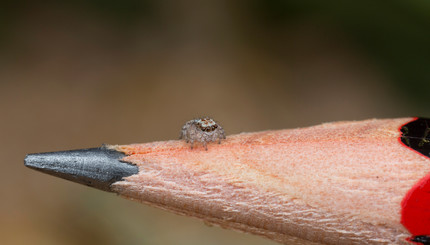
180, 117, 226, 150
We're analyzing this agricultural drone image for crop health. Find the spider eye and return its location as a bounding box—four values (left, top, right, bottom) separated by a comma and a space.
200, 124, 217, 132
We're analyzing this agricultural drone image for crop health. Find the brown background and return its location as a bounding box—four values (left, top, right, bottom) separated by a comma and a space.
2, 1, 430, 244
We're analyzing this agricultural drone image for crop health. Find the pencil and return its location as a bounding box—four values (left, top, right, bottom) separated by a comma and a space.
24, 117, 430, 244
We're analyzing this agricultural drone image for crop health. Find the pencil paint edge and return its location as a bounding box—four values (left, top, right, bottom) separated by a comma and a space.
400, 117, 430, 244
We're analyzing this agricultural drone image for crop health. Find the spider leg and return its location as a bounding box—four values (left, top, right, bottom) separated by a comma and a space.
219, 131, 226, 142
185, 131, 191, 143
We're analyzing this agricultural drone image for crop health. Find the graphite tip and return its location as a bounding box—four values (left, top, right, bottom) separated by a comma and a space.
24, 147, 138, 192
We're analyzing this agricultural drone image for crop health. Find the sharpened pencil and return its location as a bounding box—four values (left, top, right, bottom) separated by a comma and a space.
24, 117, 430, 244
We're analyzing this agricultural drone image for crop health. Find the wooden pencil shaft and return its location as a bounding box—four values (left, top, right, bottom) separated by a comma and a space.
110, 118, 430, 244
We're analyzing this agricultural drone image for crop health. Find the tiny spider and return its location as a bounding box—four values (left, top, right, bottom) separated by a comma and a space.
180, 117, 226, 150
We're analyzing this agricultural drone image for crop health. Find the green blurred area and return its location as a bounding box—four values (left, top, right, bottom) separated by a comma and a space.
253, 0, 430, 109
1, 1, 429, 245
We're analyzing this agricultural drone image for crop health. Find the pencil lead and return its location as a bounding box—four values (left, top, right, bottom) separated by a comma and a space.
24, 147, 138, 192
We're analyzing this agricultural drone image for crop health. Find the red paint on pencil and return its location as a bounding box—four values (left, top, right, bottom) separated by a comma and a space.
401, 174, 430, 236
399, 118, 430, 241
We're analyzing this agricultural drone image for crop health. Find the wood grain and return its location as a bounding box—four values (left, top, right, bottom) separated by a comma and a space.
110, 118, 430, 244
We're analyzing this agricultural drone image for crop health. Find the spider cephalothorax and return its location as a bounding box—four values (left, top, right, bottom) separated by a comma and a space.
180, 117, 226, 150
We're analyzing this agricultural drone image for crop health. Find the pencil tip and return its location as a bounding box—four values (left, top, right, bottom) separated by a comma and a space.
24, 147, 138, 192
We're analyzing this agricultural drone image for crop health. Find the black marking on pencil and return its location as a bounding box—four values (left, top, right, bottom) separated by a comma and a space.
411, 235, 430, 245
400, 118, 430, 158
24, 147, 138, 192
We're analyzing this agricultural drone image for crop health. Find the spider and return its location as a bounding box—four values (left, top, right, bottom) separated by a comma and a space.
180, 117, 226, 150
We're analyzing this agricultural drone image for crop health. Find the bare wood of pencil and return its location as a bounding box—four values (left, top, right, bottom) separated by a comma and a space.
24, 118, 430, 245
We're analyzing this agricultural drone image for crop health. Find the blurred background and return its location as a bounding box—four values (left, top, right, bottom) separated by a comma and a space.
2, 0, 430, 244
